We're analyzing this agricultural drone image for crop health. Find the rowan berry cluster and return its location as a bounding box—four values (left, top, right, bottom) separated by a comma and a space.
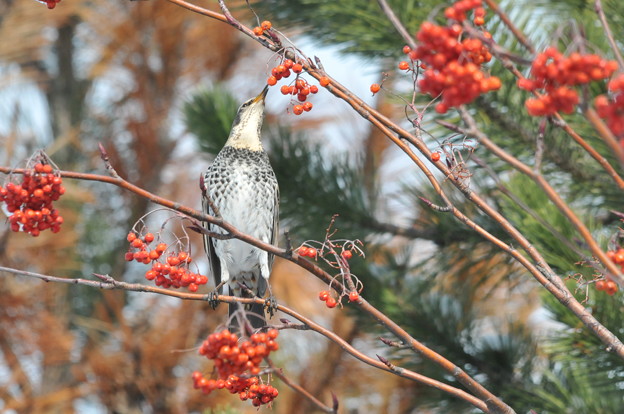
444, 0, 487, 25
252, 20, 272, 37
318, 289, 360, 309
1, 163, 65, 237
402, 2, 500, 113
267, 58, 320, 115
594, 74, 624, 137
40, 0, 61, 9
125, 231, 208, 292
518, 48, 618, 116
193, 329, 280, 406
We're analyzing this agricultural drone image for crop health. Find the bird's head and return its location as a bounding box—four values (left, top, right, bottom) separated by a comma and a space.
225, 85, 269, 151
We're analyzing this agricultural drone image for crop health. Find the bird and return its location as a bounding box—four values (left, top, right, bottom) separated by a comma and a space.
201, 85, 279, 331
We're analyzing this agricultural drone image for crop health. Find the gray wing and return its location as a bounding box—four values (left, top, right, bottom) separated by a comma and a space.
256, 181, 279, 298
201, 171, 222, 293
268, 183, 280, 269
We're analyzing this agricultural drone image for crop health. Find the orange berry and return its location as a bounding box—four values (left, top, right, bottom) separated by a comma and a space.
402, 45, 411, 54
348, 291, 359, 302
614, 250, 624, 264
260, 20, 272, 30
131, 238, 144, 248
144, 233, 154, 243
341, 250, 353, 260
431, 152, 441, 162
156, 243, 167, 253
253, 26, 264, 36
319, 76, 330, 87
398, 61, 409, 71
303, 102, 313, 112
370, 83, 381, 94
267, 76, 277, 86
473, 17, 485, 25
292, 63, 303, 73
283, 59, 293, 69
280, 85, 290, 95
127, 232, 137, 242
293, 104, 304, 115
595, 280, 606, 291
605, 280, 618, 296
310, 85, 319, 94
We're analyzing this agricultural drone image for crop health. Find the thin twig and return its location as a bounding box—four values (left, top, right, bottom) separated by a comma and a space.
483, 0, 534, 53
376, 0, 416, 50
266, 358, 336, 414
594, 0, 624, 69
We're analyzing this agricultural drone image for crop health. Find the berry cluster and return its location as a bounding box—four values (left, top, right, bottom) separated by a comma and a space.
403, 4, 500, 113
318, 289, 360, 308
1, 163, 65, 237
125, 231, 208, 292
594, 74, 624, 137
297, 246, 318, 258
267, 58, 321, 115
518, 48, 618, 116
252, 20, 272, 37
193, 329, 280, 406
40, 0, 61, 9
444, 0, 487, 26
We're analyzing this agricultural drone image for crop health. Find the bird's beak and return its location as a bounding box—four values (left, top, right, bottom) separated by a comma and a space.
253, 85, 269, 103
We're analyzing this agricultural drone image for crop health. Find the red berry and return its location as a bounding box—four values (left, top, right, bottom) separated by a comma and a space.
398, 61, 409, 70
402, 45, 411, 54
325, 297, 337, 308
307, 247, 317, 257
292, 63, 303, 73
431, 152, 441, 162
303, 102, 313, 112
298, 246, 309, 256
127, 232, 137, 242
370, 83, 381, 94
348, 291, 359, 302
605, 280, 618, 296
293, 104, 304, 115
310, 85, 319, 94
341, 250, 353, 260
280, 85, 290, 95
319, 290, 330, 301
144, 233, 154, 243
267, 76, 277, 86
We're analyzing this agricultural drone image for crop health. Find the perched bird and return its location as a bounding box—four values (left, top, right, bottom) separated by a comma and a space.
202, 85, 279, 330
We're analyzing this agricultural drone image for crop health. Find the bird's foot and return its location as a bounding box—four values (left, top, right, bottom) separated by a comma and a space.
207, 289, 220, 310
264, 295, 278, 318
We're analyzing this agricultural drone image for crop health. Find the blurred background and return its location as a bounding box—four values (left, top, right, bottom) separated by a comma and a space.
1, 0, 623, 413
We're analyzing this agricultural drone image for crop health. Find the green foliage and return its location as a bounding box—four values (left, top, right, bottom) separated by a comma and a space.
183, 86, 239, 155
254, 0, 430, 58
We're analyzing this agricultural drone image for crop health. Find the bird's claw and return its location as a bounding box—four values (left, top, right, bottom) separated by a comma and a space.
264, 295, 278, 318
208, 290, 220, 310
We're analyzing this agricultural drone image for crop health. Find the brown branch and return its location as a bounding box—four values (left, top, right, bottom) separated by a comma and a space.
594, 0, 624, 69
376, 0, 416, 50
457, 106, 624, 287
266, 358, 336, 414
584, 107, 624, 165
483, 0, 534, 53
0, 265, 490, 413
